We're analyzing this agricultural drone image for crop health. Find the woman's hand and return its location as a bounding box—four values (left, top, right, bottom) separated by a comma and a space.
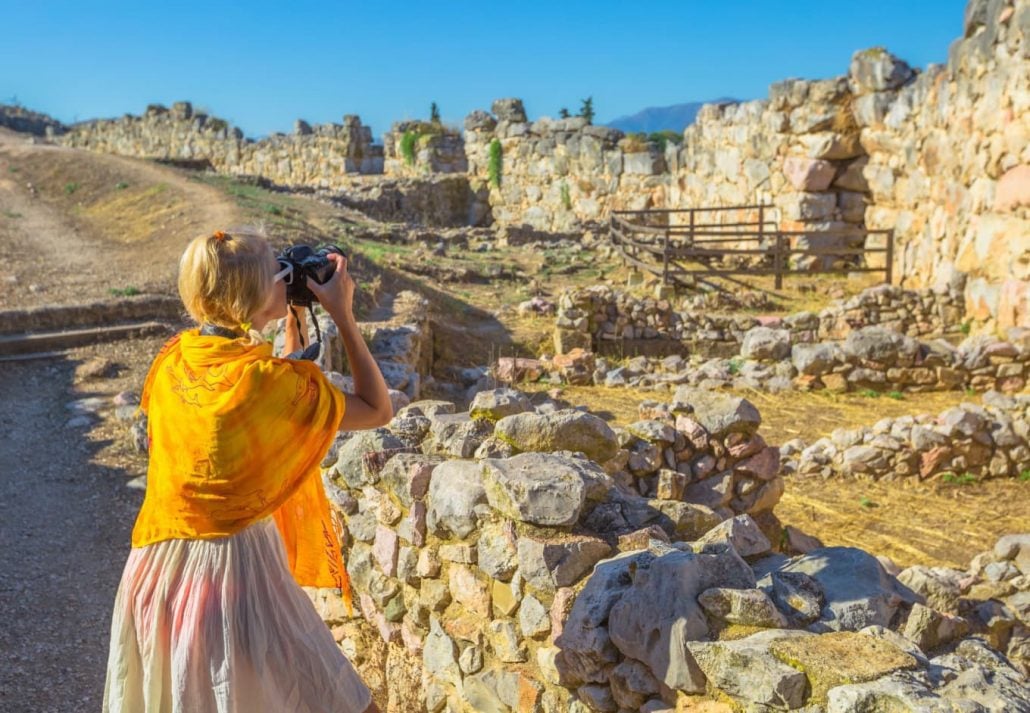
306, 253, 354, 317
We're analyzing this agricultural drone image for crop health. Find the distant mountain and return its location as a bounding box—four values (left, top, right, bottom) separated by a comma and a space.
605, 98, 739, 134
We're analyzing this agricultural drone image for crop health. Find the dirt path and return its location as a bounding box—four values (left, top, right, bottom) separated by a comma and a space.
0, 129, 240, 309
0, 344, 154, 712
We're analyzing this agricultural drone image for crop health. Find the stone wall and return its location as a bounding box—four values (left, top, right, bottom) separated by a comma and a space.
856, 0, 1030, 332
320, 387, 782, 712
544, 325, 1029, 396
383, 121, 468, 177
781, 390, 1030, 481
668, 78, 868, 247
554, 281, 969, 358
57, 101, 384, 187
0, 104, 66, 136
463, 99, 669, 232
321, 386, 1030, 711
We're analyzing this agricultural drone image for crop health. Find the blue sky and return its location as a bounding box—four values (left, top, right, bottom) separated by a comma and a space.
2, 1, 967, 140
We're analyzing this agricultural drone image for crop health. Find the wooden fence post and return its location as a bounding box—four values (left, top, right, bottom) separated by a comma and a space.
774, 233, 784, 290
885, 229, 894, 285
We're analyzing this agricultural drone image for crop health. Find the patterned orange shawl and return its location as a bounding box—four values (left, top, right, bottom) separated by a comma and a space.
132, 329, 352, 613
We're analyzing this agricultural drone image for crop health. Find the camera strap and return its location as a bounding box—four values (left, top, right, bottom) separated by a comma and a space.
284, 303, 322, 362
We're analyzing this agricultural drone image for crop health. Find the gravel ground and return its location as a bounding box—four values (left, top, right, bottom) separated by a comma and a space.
0, 336, 164, 712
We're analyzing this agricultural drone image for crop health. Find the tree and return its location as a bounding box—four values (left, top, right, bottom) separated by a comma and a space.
430, 102, 441, 123
558, 107, 570, 119
578, 96, 595, 124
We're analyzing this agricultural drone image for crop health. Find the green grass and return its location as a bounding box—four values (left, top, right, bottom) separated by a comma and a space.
64, 181, 80, 195
727, 357, 743, 376
115, 181, 129, 190
859, 496, 876, 509
959, 320, 972, 335
858, 389, 880, 398
109, 286, 141, 297
560, 181, 572, 211
942, 472, 977, 486
1018, 469, 1030, 482
3, 210, 22, 219
265, 204, 283, 216
886, 390, 905, 400
8, 165, 19, 173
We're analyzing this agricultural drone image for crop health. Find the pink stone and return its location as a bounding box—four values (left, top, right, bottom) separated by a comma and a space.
994, 164, 1030, 212
448, 565, 491, 617
373, 525, 399, 577
755, 315, 784, 328
735, 446, 781, 481
496, 356, 543, 382
400, 621, 424, 656
550, 587, 576, 642
784, 156, 837, 192
675, 415, 709, 450
407, 502, 427, 547
409, 463, 432, 501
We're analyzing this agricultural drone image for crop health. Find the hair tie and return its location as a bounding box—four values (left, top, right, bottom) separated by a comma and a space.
213, 230, 229, 242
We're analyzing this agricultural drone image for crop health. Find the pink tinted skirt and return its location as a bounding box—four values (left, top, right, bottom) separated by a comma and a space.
103, 517, 371, 713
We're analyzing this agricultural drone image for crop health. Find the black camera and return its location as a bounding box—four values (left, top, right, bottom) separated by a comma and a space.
276, 244, 346, 307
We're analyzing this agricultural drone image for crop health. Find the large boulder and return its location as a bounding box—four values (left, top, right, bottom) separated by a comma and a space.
848, 47, 915, 93
330, 428, 407, 488
671, 387, 762, 437
469, 388, 533, 422
555, 550, 660, 686
687, 630, 813, 709
426, 459, 488, 538
494, 408, 618, 463
771, 547, 917, 631
607, 544, 755, 693
842, 326, 920, 367
481, 452, 604, 527
741, 327, 792, 361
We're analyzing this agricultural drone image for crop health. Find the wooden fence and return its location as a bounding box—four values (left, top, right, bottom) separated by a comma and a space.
609, 204, 893, 291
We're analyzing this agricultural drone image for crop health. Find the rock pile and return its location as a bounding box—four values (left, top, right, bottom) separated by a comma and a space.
781, 390, 1030, 482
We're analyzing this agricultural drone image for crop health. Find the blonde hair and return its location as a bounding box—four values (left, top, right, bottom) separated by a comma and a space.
178, 228, 275, 336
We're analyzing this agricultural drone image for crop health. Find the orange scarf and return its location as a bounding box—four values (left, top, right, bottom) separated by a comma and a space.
132, 329, 352, 613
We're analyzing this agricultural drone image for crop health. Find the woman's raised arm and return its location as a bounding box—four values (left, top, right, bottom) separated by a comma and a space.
306, 253, 393, 431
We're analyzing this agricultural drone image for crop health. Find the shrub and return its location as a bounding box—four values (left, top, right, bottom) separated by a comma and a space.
858, 388, 880, 398
886, 390, 905, 400
560, 181, 571, 210
64, 181, 79, 194
959, 320, 972, 335
488, 139, 503, 188
648, 130, 682, 152
1020, 469, 1030, 482
400, 130, 418, 166
620, 133, 650, 153
430, 101, 440, 123
109, 286, 141, 297
558, 107, 570, 119
859, 496, 876, 509
115, 181, 129, 190
942, 472, 977, 485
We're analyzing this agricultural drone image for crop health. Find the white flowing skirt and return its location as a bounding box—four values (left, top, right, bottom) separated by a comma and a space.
103, 517, 372, 713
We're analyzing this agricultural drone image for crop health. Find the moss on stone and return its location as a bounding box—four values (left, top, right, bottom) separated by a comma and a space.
769, 632, 918, 703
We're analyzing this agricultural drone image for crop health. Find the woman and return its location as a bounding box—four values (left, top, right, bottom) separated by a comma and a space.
104, 228, 390, 713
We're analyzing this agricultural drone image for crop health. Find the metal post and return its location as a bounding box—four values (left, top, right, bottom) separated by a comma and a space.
758, 204, 765, 247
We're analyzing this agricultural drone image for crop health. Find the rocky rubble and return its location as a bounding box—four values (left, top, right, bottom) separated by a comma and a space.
554, 280, 968, 358
781, 390, 1030, 482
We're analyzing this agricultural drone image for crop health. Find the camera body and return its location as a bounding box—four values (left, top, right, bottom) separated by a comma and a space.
277, 244, 345, 307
